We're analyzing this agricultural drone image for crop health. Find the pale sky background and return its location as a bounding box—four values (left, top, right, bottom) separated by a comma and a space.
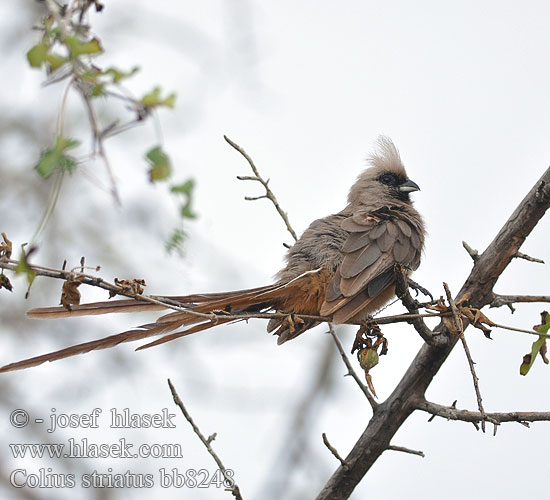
1, 1, 550, 499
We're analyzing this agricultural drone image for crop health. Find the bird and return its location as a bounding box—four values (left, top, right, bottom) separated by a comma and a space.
0, 136, 425, 372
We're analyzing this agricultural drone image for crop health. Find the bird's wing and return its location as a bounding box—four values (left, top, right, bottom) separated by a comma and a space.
320, 209, 423, 323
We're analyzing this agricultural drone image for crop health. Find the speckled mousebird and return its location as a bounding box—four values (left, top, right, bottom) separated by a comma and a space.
0, 136, 424, 372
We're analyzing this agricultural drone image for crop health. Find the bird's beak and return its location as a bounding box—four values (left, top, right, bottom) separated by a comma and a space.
399, 179, 420, 193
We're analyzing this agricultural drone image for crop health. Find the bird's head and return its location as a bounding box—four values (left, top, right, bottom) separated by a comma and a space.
347, 136, 420, 205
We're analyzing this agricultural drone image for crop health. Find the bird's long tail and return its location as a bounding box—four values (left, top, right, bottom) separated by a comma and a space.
0, 269, 326, 372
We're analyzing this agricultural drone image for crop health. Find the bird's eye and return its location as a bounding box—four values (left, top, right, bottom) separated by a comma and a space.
378, 173, 397, 186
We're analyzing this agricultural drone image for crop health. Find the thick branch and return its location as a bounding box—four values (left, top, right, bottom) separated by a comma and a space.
316, 167, 550, 500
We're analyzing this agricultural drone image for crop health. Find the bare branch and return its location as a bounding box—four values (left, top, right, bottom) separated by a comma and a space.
167, 379, 243, 500
387, 445, 425, 458
326, 323, 377, 409
489, 293, 550, 310
515, 251, 544, 264
416, 399, 550, 426
443, 282, 490, 432
322, 433, 349, 470
224, 135, 298, 242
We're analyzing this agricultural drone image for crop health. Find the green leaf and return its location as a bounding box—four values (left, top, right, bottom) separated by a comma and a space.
46, 52, 68, 71
27, 42, 49, 68
166, 227, 187, 255
170, 179, 194, 195
145, 146, 172, 181
65, 36, 102, 59
520, 312, 550, 375
105, 66, 140, 83
15, 249, 36, 286
91, 84, 105, 97
35, 137, 80, 179
171, 179, 197, 219
141, 87, 176, 109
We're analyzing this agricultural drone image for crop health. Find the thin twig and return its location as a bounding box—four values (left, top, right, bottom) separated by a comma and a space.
387, 445, 425, 458
224, 135, 298, 242
322, 433, 349, 470
515, 251, 544, 264
167, 379, 243, 500
326, 323, 378, 408
79, 88, 121, 205
417, 399, 550, 427
443, 282, 491, 432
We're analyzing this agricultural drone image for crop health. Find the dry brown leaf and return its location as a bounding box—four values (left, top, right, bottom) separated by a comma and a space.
0, 233, 12, 259
60, 277, 83, 310
0, 274, 13, 292
110, 278, 146, 298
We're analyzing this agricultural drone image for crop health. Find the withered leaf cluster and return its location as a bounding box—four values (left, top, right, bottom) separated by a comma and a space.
110, 278, 146, 298
0, 233, 14, 292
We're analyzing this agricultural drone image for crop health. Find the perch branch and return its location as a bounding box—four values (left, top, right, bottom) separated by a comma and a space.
394, 266, 442, 346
